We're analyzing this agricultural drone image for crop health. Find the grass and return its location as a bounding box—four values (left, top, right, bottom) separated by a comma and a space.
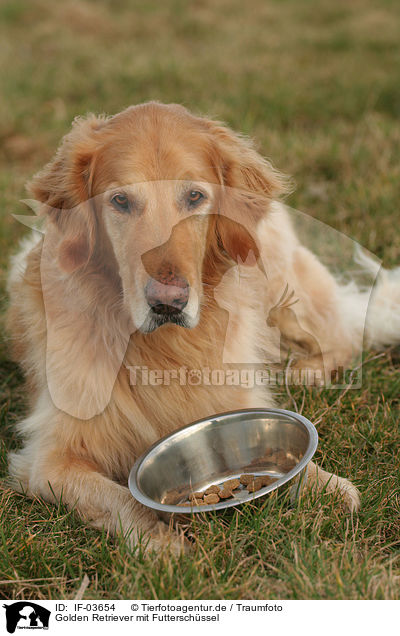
0, 0, 399, 600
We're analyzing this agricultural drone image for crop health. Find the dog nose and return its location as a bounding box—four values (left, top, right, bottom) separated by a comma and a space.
145, 276, 189, 314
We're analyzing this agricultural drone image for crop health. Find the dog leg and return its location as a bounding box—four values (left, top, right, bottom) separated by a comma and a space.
8, 448, 190, 556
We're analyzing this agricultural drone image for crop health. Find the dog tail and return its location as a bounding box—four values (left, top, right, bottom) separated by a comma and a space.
355, 248, 400, 349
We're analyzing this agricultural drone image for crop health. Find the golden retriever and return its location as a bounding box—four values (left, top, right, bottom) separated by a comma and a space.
6, 102, 400, 554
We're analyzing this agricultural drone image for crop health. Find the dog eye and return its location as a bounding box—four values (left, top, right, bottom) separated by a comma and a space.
111, 193, 130, 213
187, 190, 205, 207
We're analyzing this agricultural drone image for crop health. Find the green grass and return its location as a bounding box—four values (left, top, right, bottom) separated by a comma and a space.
0, 0, 399, 600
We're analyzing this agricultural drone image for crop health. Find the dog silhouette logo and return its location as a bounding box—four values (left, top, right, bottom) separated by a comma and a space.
3, 602, 50, 633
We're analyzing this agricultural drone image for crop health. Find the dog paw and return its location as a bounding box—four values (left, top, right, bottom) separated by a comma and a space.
331, 475, 361, 513
305, 462, 361, 513
126, 520, 192, 556
151, 521, 192, 556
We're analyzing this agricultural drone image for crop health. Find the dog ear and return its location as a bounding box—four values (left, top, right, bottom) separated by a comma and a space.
203, 119, 290, 270
27, 114, 108, 272
205, 119, 291, 205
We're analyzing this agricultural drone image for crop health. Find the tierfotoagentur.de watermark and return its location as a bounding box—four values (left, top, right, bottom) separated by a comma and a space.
126, 364, 361, 388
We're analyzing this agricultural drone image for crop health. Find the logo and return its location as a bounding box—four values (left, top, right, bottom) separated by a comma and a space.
3, 603, 50, 633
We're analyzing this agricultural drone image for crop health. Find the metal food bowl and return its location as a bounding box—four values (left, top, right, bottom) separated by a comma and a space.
128, 408, 318, 515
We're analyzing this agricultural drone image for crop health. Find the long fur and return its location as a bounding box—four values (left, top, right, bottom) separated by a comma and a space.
5, 102, 400, 553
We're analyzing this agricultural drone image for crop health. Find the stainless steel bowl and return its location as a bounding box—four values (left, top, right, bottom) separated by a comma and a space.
128, 408, 318, 515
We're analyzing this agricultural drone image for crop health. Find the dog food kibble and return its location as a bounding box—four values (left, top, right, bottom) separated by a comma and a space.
166, 457, 285, 506
204, 485, 221, 495
190, 497, 204, 506
246, 477, 264, 492
219, 488, 234, 499
189, 491, 205, 500
260, 475, 275, 487
204, 493, 220, 504
239, 474, 255, 485
163, 486, 189, 505
223, 478, 240, 490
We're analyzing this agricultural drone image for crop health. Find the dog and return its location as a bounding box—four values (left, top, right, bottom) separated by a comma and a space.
6, 102, 400, 554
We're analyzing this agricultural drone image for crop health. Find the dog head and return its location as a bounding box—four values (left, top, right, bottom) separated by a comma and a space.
29, 102, 288, 333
